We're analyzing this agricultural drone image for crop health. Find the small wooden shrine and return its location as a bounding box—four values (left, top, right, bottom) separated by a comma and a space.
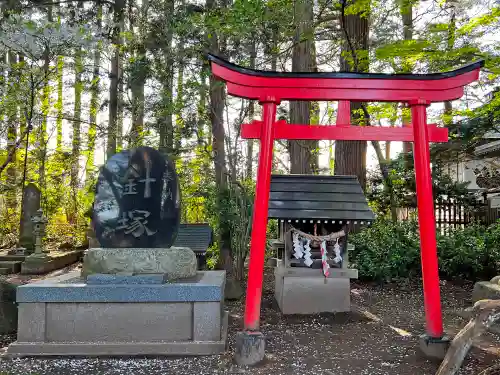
269, 174, 374, 314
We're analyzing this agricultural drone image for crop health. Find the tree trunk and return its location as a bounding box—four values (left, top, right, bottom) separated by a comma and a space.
56, 56, 64, 151
39, 5, 53, 200
334, 0, 369, 190
117, 59, 124, 151
309, 40, 319, 173
174, 36, 185, 155
401, 0, 413, 155
17, 53, 26, 185
6, 51, 18, 209
106, 0, 125, 159
245, 39, 256, 180
206, 0, 241, 299
129, 1, 148, 147
0, 52, 5, 130
86, 4, 101, 182
289, 0, 315, 175
329, 141, 334, 174
158, 0, 174, 155
69, 2, 84, 223
443, 0, 456, 126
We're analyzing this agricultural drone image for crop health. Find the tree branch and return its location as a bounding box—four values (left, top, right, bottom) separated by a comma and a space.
0, 126, 31, 178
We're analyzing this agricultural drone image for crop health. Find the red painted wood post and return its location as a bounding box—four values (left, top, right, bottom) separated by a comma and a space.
411, 101, 444, 339
243, 100, 277, 331
336, 100, 350, 127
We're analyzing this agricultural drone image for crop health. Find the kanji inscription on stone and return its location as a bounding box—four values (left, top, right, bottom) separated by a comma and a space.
116, 210, 157, 238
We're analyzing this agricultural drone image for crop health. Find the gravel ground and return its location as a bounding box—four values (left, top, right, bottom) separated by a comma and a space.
0, 268, 498, 375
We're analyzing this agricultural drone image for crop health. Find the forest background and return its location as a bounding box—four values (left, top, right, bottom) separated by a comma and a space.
0, 0, 500, 292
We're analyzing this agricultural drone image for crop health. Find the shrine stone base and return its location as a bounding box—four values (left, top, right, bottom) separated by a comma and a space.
6, 270, 228, 357
274, 264, 358, 315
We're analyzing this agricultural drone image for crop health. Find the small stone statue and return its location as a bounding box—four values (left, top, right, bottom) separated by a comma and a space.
31, 209, 48, 257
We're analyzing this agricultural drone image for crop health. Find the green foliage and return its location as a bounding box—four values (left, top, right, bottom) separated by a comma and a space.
205, 181, 254, 279
351, 219, 500, 282
367, 152, 476, 217
350, 219, 421, 281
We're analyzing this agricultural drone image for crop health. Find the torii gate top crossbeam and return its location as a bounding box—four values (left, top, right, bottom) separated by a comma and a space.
208, 54, 484, 103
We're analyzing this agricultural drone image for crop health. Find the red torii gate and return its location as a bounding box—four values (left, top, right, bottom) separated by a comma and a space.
208, 54, 484, 365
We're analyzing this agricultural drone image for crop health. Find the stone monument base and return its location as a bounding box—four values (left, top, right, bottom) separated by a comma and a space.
274, 263, 358, 314
6, 270, 228, 357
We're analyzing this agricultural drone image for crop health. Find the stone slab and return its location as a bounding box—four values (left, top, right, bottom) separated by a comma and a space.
193, 302, 222, 341
0, 261, 21, 274
82, 247, 197, 279
275, 269, 351, 314
17, 303, 45, 342
44, 303, 193, 342
6, 311, 228, 357
0, 255, 26, 262
21, 250, 83, 275
86, 273, 168, 285
17, 270, 226, 303
275, 264, 358, 279
18, 183, 41, 251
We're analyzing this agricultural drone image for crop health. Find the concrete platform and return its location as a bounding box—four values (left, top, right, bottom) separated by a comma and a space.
274, 264, 358, 314
7, 270, 228, 357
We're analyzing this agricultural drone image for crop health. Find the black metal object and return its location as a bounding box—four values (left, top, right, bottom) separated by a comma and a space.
208, 54, 484, 80
173, 223, 213, 269
269, 175, 374, 222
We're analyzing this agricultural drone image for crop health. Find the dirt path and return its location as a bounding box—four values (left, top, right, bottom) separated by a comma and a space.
0, 268, 498, 375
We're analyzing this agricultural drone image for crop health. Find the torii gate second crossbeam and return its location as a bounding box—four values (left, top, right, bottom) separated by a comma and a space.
208, 54, 484, 366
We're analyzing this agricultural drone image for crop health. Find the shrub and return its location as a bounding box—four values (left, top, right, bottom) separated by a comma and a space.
350, 219, 421, 281
350, 219, 500, 282
437, 223, 487, 280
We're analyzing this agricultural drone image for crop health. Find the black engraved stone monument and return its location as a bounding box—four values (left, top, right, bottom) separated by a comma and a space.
93, 146, 181, 248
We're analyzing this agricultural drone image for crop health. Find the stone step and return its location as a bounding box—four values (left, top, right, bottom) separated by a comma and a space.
0, 268, 10, 275
0, 261, 22, 274
0, 255, 27, 262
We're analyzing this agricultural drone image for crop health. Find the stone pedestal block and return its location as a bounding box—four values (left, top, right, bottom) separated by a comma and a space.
274, 264, 357, 314
234, 331, 266, 366
7, 270, 228, 357
419, 334, 450, 360
82, 247, 197, 279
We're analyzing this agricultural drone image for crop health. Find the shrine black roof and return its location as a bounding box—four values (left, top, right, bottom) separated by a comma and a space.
173, 223, 213, 255
268, 175, 375, 222
208, 54, 484, 80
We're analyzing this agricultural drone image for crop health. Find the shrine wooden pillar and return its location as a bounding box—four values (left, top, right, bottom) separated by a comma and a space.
244, 100, 277, 331
411, 101, 443, 339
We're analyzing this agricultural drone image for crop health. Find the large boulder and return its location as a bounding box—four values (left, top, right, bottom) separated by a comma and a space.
82, 247, 197, 280
93, 146, 181, 249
